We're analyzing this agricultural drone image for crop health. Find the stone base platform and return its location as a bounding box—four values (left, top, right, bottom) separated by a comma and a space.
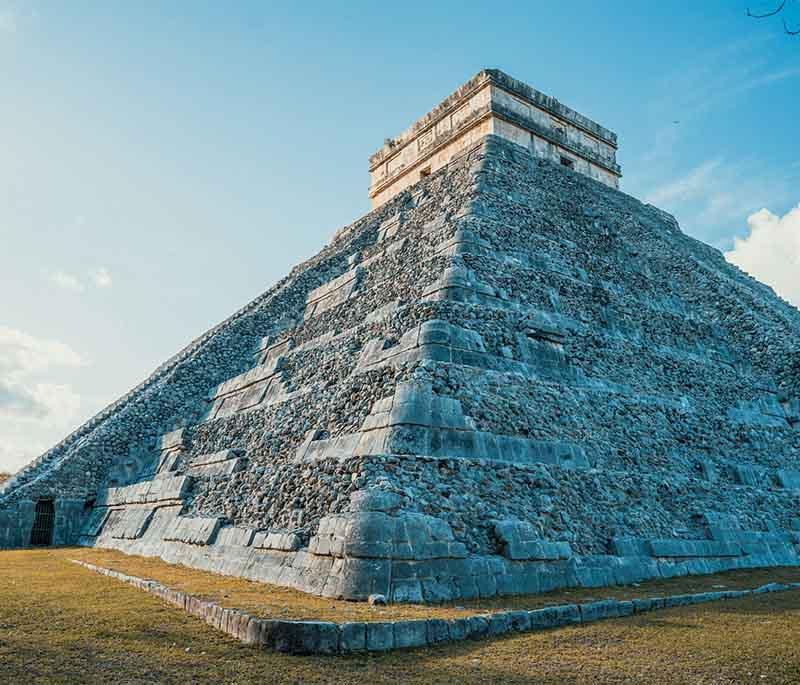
80, 486, 800, 604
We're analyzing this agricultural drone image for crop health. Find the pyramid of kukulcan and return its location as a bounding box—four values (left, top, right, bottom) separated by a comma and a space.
1, 70, 799, 603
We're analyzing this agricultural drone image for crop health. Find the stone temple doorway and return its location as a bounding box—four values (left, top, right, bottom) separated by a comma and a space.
30, 499, 55, 546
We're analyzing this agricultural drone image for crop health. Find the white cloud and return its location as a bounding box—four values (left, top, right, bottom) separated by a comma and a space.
644, 160, 721, 207
0, 381, 80, 422
44, 266, 114, 291
726, 205, 800, 307
0, 380, 50, 417
89, 266, 112, 288
647, 36, 800, 123
0, 327, 84, 474
0, 326, 83, 376
45, 269, 85, 292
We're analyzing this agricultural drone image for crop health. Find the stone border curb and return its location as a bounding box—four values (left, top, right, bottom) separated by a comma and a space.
71, 560, 800, 656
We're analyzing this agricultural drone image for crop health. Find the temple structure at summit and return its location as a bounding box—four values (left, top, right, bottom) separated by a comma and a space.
1, 69, 798, 605
369, 69, 621, 207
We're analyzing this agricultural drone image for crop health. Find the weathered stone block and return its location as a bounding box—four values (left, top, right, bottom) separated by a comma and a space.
776, 470, 800, 490
447, 618, 469, 641
392, 579, 424, 603
465, 615, 490, 639
273, 621, 339, 655
494, 519, 572, 561
527, 604, 579, 629
350, 489, 401, 512
664, 594, 694, 608
553, 604, 581, 625
426, 618, 451, 644
648, 539, 742, 558
488, 612, 512, 636
339, 622, 367, 653
579, 600, 624, 622
243, 617, 262, 644
632, 597, 659, 613
366, 622, 394, 652
611, 537, 649, 557
393, 620, 427, 649
507, 610, 532, 632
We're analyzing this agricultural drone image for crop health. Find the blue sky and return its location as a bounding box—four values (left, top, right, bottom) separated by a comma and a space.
2, 0, 799, 472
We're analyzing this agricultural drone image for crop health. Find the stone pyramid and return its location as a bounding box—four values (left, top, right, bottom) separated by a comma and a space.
2, 70, 799, 603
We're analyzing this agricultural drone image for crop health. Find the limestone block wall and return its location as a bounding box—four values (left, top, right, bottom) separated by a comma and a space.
75, 481, 800, 604
370, 118, 495, 207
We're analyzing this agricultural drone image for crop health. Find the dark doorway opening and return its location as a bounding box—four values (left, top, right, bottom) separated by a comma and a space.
30, 499, 55, 546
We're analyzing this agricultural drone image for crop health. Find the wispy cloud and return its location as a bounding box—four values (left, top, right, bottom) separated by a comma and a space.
648, 36, 800, 123
0, 325, 82, 379
643, 157, 797, 248
45, 269, 85, 292
644, 160, 721, 207
89, 266, 112, 288
636, 38, 800, 170
43, 266, 114, 292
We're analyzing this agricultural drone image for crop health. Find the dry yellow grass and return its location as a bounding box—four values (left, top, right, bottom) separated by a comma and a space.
68, 545, 800, 622
1, 548, 799, 684
0, 472, 10, 484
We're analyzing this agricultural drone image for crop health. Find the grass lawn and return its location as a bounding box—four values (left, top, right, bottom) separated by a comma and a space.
1, 547, 799, 684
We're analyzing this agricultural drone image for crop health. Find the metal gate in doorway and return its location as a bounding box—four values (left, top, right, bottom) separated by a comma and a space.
30, 499, 55, 546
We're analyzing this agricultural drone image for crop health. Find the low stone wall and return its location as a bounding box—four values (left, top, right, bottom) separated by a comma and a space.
72, 559, 800, 656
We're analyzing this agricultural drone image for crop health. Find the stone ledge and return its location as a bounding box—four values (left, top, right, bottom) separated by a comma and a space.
162, 516, 222, 546
107, 507, 156, 541
98, 474, 191, 507
295, 381, 589, 470
71, 559, 800, 657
